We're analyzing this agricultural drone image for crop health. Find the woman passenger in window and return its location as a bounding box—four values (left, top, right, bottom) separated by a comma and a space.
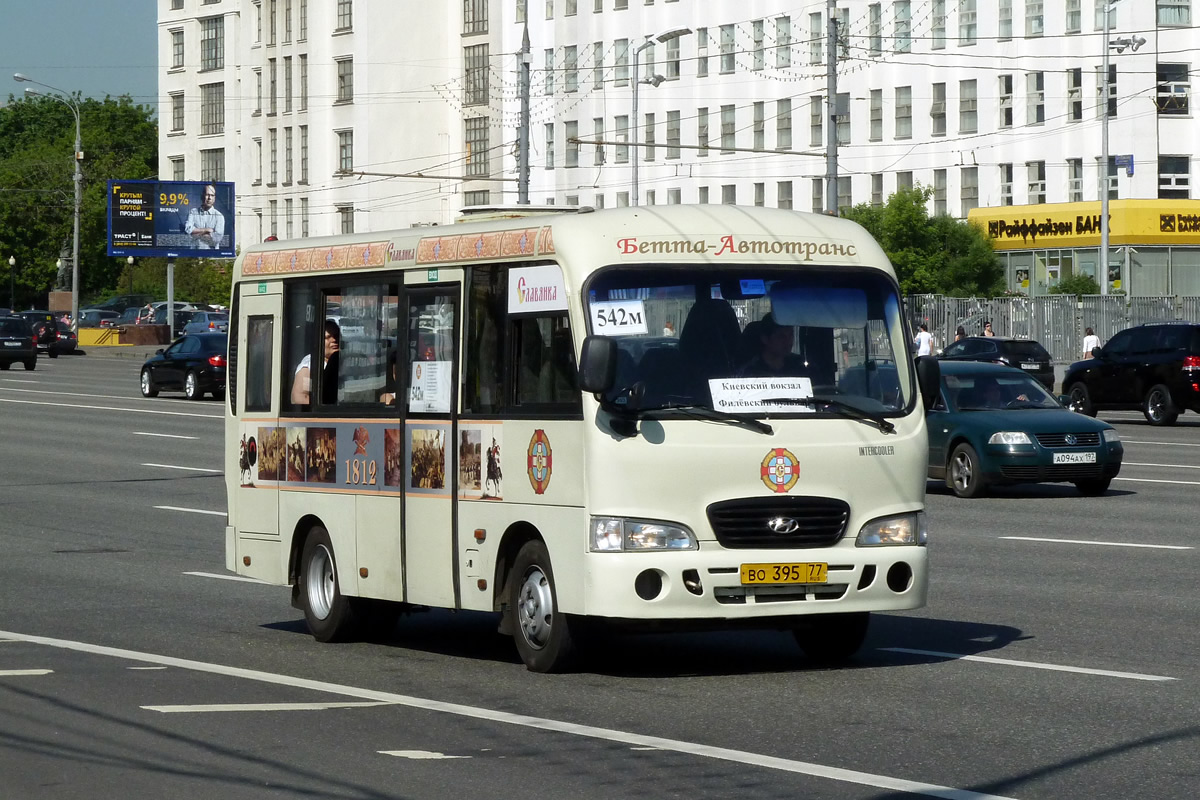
291, 320, 341, 406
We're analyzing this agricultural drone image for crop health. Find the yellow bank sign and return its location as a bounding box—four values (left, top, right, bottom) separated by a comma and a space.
968, 200, 1200, 250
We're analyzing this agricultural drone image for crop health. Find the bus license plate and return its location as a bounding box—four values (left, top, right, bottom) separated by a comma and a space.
1053, 452, 1096, 464
740, 562, 828, 585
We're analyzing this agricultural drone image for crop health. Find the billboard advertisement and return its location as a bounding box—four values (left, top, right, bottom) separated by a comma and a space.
107, 180, 236, 258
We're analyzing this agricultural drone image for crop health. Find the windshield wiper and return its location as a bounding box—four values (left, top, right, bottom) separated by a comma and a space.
647, 403, 774, 435
763, 396, 896, 435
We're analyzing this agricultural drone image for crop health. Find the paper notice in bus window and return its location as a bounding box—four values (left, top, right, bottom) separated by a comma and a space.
409, 361, 452, 413
709, 377, 814, 414
591, 300, 649, 335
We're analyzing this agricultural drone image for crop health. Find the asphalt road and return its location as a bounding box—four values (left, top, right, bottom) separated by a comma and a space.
1, 351, 1197, 800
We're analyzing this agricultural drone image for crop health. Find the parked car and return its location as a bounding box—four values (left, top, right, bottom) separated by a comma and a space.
1063, 322, 1200, 426
937, 336, 1055, 391
17, 311, 60, 358
87, 293, 154, 315
79, 309, 121, 328
927, 362, 1123, 498
150, 301, 200, 320
0, 315, 37, 370
140, 332, 228, 400
53, 321, 78, 354
182, 311, 230, 334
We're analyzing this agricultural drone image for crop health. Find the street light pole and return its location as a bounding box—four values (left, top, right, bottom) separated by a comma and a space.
1100, 6, 1112, 296
14, 74, 82, 328
630, 28, 691, 207
7, 256, 14, 309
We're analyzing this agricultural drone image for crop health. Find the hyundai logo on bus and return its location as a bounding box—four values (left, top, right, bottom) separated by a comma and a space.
767, 517, 800, 535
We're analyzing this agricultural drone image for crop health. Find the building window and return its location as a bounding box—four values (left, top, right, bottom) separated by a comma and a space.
1067, 67, 1083, 121
1027, 72, 1045, 125
172, 0, 184, 8
1095, 0, 1115, 29
931, 83, 947, 136
615, 38, 629, 86
931, 1, 946, 49
720, 24, 735, 73
170, 29, 185, 68
775, 16, 791, 68
566, 0, 576, 15
1000, 163, 1014, 205
837, 176, 852, 210
697, 107, 709, 155
1159, 155, 1190, 198
871, 174, 883, 206
754, 182, 765, 206
722, 184, 736, 205
895, 86, 912, 139
285, 197, 294, 239
999, 74, 1014, 128
811, 178, 823, 213
777, 180, 792, 209
269, 200, 278, 237
667, 188, 681, 205
284, 127, 293, 183
1157, 63, 1190, 115
565, 120, 579, 167
565, 45, 578, 92
868, 4, 882, 56
466, 117, 489, 177
894, 1, 911, 53
170, 92, 184, 131
753, 102, 764, 150
253, 138, 262, 184
200, 17, 224, 70
869, 89, 882, 141
337, 130, 353, 172
200, 148, 225, 181
336, 0, 352, 30
464, 44, 489, 105
667, 110, 680, 158
959, 0, 977, 45
299, 125, 308, 182
299, 55, 308, 110
1099, 156, 1118, 200
336, 58, 353, 102
464, 190, 490, 206
464, 0, 488, 33
200, 83, 224, 135
1068, 157, 1083, 201
616, 191, 629, 207
810, 96, 822, 146
593, 117, 605, 165
284, 56, 292, 112
961, 166, 978, 216
253, 69, 262, 114
1026, 0, 1044, 36
934, 169, 947, 214
268, 0, 276, 44
171, 156, 185, 181
666, 36, 681, 79
998, 0, 1012, 39
1066, 0, 1081, 32
284, 0, 292, 42
545, 0, 552, 17
836, 92, 850, 145
696, 27, 708, 77
544, 123, 554, 168
1157, 0, 1191, 26
592, 42, 604, 88
809, 13, 823, 64
752, 20, 765, 71
1027, 161, 1046, 203
776, 99, 792, 150
517, 0, 527, 22
268, 58, 277, 114
1097, 64, 1117, 118
959, 79, 977, 133
615, 114, 629, 163
299, 0, 307, 38
338, 205, 354, 235
897, 171, 913, 191
543, 49, 554, 95
300, 197, 309, 237
269, 128, 278, 183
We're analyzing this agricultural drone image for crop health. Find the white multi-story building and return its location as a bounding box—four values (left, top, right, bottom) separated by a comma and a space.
159, 1, 1199, 292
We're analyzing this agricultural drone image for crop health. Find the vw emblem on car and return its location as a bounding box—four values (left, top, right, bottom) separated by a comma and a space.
1064, 434, 1077, 446
767, 516, 800, 534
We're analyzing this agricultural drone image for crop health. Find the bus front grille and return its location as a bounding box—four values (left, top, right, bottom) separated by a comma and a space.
706, 497, 850, 549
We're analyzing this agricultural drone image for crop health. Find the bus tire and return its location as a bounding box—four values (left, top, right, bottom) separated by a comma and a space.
792, 612, 869, 665
509, 539, 576, 673
299, 527, 359, 643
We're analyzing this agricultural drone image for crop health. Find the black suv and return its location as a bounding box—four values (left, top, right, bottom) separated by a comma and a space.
1063, 322, 1200, 426
17, 311, 60, 358
0, 315, 37, 370
937, 336, 1055, 391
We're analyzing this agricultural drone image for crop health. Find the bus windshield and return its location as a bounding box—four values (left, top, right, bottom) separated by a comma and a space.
586, 266, 912, 416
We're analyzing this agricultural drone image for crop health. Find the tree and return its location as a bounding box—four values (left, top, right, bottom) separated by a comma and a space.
841, 186, 1005, 297
1049, 273, 1101, 296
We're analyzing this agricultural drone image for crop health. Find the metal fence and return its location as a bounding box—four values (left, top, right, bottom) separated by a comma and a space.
906, 294, 1200, 362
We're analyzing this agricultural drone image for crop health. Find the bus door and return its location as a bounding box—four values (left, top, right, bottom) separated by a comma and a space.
401, 278, 461, 608
232, 286, 282, 539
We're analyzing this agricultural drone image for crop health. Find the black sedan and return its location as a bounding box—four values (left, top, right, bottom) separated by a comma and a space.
937, 336, 1055, 391
140, 332, 228, 400
0, 315, 37, 370
54, 321, 78, 354
927, 362, 1122, 498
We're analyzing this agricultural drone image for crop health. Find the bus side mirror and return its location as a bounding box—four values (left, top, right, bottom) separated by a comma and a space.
915, 356, 940, 412
578, 335, 617, 394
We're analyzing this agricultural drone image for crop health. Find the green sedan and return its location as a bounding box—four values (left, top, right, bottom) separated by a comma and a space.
927, 362, 1123, 498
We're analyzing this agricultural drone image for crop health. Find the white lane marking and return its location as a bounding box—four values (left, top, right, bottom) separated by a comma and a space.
0, 669, 53, 676
1000, 536, 1192, 551
0, 630, 1016, 800
1123, 440, 1200, 447
880, 648, 1176, 682
380, 751, 471, 760
135, 431, 199, 440
0, 386, 201, 404
156, 505, 226, 516
145, 701, 395, 713
1115, 476, 1200, 486
0, 380, 40, 384
142, 463, 223, 474
129, 666, 168, 670
0, 397, 220, 419
1122, 461, 1200, 469
183, 571, 266, 584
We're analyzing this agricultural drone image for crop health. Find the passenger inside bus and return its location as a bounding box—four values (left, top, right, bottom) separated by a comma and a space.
290, 319, 341, 407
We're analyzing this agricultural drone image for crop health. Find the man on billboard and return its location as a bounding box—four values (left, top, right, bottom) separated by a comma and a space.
184, 184, 225, 249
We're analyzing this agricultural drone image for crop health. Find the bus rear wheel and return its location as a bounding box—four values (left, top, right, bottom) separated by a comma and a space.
792, 612, 870, 665
299, 527, 360, 642
509, 540, 576, 673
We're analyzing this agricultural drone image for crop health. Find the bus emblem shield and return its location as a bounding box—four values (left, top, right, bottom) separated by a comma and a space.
760, 448, 800, 493
527, 430, 553, 494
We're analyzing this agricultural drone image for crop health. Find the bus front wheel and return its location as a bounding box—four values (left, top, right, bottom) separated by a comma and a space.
509, 540, 576, 673
299, 527, 359, 643
792, 612, 870, 665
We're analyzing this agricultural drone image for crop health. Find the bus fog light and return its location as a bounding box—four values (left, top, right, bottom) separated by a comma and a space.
591, 518, 624, 551
857, 512, 926, 546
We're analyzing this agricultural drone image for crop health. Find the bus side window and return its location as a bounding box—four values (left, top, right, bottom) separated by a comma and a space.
512, 314, 579, 411
244, 315, 274, 412
463, 265, 506, 415
283, 282, 317, 413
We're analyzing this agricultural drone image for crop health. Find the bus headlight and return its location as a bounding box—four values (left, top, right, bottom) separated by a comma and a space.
856, 512, 926, 546
590, 517, 698, 552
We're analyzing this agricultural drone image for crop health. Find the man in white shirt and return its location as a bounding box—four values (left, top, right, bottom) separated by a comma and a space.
184, 184, 225, 249
914, 323, 933, 357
